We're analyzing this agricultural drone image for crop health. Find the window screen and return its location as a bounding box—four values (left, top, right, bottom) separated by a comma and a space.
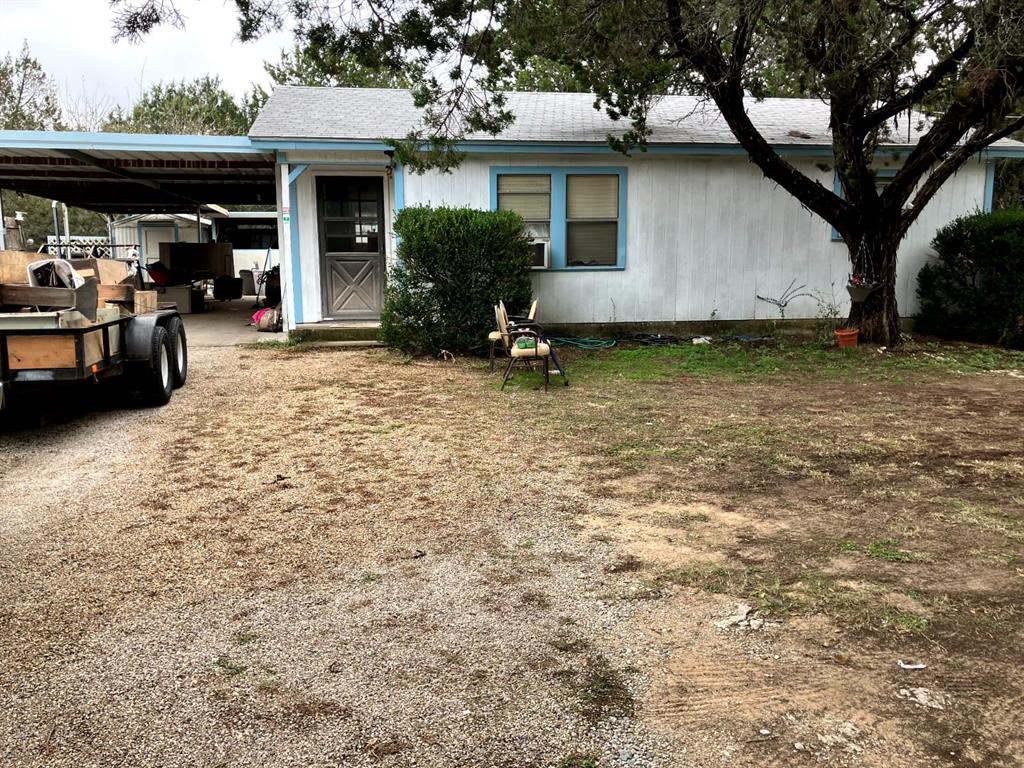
566, 174, 618, 266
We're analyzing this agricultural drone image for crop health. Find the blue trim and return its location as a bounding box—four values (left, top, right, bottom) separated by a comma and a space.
490, 165, 627, 269
3, 129, 1019, 159
984, 160, 996, 212
0, 129, 265, 154
831, 168, 898, 242
394, 163, 405, 212
286, 164, 310, 326
287, 163, 309, 185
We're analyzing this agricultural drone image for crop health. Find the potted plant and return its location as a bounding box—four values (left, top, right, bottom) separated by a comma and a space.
847, 273, 879, 303
834, 327, 860, 348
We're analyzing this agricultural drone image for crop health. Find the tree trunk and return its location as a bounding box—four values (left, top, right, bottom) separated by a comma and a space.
846, 235, 902, 346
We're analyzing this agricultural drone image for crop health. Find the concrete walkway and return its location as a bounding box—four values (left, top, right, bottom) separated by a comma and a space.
179, 299, 286, 347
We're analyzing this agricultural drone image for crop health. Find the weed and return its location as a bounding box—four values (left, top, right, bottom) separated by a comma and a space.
604, 554, 644, 574
656, 510, 711, 527
835, 539, 860, 553
571, 653, 635, 722
520, 590, 552, 609
214, 656, 247, 676
556, 755, 600, 768
866, 539, 920, 563
233, 629, 260, 645
360, 572, 383, 583
257, 676, 282, 693
550, 633, 590, 654
882, 610, 930, 634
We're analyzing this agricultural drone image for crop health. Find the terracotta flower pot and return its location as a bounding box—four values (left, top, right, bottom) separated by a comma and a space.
835, 328, 860, 348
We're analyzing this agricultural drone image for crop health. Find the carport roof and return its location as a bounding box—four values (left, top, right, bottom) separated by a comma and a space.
0, 131, 277, 214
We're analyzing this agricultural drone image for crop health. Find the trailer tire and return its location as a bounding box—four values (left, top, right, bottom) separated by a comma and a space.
165, 316, 188, 388
136, 325, 173, 407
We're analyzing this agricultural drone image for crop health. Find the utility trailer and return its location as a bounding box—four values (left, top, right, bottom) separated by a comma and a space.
0, 262, 187, 411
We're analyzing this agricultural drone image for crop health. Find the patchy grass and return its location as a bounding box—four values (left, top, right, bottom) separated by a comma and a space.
556, 754, 600, 768
866, 539, 925, 563
214, 656, 247, 677
565, 653, 635, 722
233, 629, 260, 645
565, 338, 1024, 385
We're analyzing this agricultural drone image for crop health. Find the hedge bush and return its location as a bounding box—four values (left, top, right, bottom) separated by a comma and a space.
916, 210, 1024, 347
379, 206, 534, 354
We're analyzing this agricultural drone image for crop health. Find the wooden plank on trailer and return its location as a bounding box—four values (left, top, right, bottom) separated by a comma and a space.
97, 284, 135, 303
7, 335, 77, 370
0, 283, 77, 307
0, 251, 38, 284
0, 279, 98, 321
133, 290, 157, 315
68, 258, 133, 286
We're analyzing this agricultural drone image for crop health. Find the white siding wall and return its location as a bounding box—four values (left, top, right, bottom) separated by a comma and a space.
292, 150, 988, 324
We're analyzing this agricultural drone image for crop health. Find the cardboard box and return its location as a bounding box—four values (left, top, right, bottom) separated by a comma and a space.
155, 285, 198, 313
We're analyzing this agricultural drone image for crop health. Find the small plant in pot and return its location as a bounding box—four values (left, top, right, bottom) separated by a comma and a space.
847, 273, 879, 303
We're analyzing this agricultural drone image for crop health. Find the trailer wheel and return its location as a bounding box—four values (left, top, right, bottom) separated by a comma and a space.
136, 325, 173, 407
165, 316, 188, 388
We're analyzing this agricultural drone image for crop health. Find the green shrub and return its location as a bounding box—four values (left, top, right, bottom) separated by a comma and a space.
916, 210, 1024, 347
380, 206, 534, 354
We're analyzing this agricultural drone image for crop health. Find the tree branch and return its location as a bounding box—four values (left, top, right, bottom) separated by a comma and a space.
899, 114, 1024, 234
857, 31, 976, 132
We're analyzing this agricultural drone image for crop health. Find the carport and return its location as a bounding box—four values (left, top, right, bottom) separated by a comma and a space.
0, 130, 285, 343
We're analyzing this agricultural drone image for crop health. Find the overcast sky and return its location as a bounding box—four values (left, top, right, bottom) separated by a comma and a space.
0, 0, 292, 110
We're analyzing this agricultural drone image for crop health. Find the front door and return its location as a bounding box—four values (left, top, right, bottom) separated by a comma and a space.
317, 176, 386, 320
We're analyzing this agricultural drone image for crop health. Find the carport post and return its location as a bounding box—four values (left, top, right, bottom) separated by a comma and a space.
62, 203, 71, 257
0, 188, 6, 250
196, 207, 202, 243
51, 201, 61, 257
278, 162, 294, 333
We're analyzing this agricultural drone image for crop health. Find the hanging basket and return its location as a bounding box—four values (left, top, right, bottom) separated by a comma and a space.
846, 282, 878, 304
835, 328, 860, 349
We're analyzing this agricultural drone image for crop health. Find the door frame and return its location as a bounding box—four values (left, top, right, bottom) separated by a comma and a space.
313, 170, 394, 322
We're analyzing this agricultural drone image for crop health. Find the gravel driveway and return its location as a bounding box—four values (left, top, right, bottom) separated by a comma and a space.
0, 347, 666, 768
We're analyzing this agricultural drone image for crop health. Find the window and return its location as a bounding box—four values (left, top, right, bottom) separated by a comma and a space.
566, 174, 619, 266
490, 167, 627, 270
832, 169, 897, 242
215, 219, 279, 250
320, 177, 382, 253
497, 174, 550, 267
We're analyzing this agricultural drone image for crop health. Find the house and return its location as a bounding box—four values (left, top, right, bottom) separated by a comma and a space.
0, 91, 1019, 336
248, 86, 1020, 333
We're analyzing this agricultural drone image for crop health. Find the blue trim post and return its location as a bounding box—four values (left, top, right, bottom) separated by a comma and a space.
394, 162, 405, 212
550, 174, 568, 269
285, 164, 308, 326
984, 160, 996, 212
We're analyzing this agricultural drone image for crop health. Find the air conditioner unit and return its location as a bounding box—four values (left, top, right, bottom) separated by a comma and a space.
529, 239, 550, 269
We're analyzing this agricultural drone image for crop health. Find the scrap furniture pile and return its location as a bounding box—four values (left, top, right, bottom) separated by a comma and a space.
0, 250, 188, 410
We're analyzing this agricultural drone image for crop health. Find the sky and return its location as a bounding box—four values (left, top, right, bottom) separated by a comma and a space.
0, 0, 293, 111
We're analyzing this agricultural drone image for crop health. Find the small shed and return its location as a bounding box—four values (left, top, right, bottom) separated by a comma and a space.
110, 213, 213, 265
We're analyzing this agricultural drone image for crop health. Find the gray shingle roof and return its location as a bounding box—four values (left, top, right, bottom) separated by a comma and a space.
249, 85, 1019, 149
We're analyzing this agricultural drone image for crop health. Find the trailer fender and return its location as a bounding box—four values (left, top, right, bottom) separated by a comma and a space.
125, 311, 179, 364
